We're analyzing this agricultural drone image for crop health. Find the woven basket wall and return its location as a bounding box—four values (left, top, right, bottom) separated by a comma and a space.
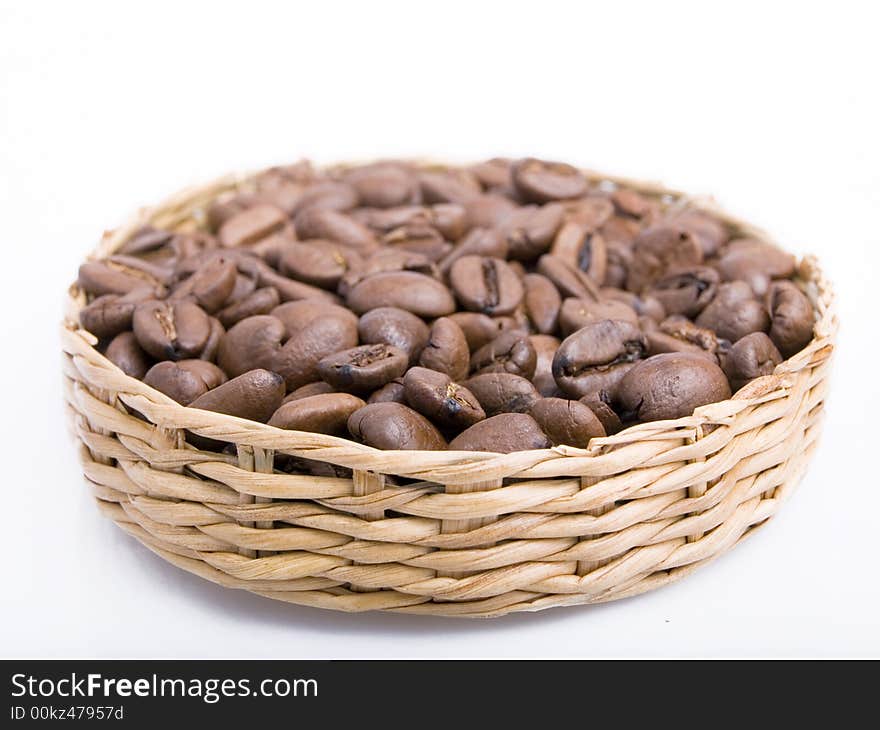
61, 166, 837, 618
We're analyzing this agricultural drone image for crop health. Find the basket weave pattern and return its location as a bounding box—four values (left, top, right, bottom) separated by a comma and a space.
61, 169, 837, 617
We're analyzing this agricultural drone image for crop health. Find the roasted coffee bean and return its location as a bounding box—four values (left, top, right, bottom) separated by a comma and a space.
646, 315, 719, 361
552, 319, 647, 399
292, 181, 359, 213
498, 203, 565, 260
695, 281, 769, 343
558, 297, 638, 336
418, 317, 470, 381
345, 163, 417, 208
536, 254, 602, 301
144, 360, 226, 405
438, 228, 508, 274
600, 288, 666, 323
271, 299, 358, 340
253, 167, 305, 215
579, 394, 623, 435
403, 367, 485, 430
293, 207, 376, 250
171, 255, 238, 313
418, 169, 482, 205
78, 260, 164, 297
189, 369, 285, 423
522, 273, 562, 334
318, 344, 409, 391
207, 192, 259, 231
647, 266, 719, 318
132, 299, 211, 361
340, 248, 438, 295
347, 271, 456, 317
448, 413, 550, 453
118, 227, 175, 256
464, 194, 518, 230
717, 238, 797, 296
511, 158, 588, 202
358, 307, 430, 365
105, 331, 151, 379
199, 316, 224, 362
611, 188, 659, 221
530, 334, 562, 396
283, 381, 336, 403
552, 222, 607, 283
446, 312, 513, 352
278, 240, 360, 290
462, 372, 540, 416
79, 288, 152, 339
617, 353, 731, 422
251, 259, 341, 304
766, 280, 814, 357
449, 255, 523, 315
627, 224, 703, 292
602, 240, 632, 289
268, 393, 366, 435
529, 397, 605, 447
470, 331, 537, 379
347, 402, 447, 450
721, 332, 783, 391
667, 210, 729, 258
382, 225, 452, 261
217, 286, 280, 328
468, 158, 513, 190
219, 204, 289, 248
368, 379, 407, 404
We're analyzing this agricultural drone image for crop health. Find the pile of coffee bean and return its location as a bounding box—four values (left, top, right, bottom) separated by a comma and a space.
77, 158, 815, 453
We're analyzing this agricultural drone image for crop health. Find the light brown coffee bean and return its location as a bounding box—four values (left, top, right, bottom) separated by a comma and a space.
448, 413, 550, 453
189, 369, 285, 423
347, 271, 456, 318
269, 393, 366, 434
132, 299, 212, 361
105, 331, 151, 379
218, 204, 289, 248
511, 158, 588, 202
449, 255, 523, 315
418, 317, 470, 381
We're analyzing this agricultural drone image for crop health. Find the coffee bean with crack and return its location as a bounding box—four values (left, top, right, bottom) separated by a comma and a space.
529, 397, 606, 447
720, 332, 783, 391
219, 203, 289, 248
627, 224, 703, 292
347, 402, 447, 450
522, 273, 562, 334
403, 367, 485, 430
617, 353, 731, 423
646, 266, 719, 318
79, 288, 153, 339
317, 344, 409, 391
470, 331, 537, 379
358, 307, 430, 366
551, 221, 608, 283
558, 297, 638, 336
695, 281, 769, 343
368, 378, 407, 404
536, 254, 602, 301
461, 372, 540, 416
171, 255, 238, 313
646, 315, 720, 361
511, 158, 588, 203
132, 299, 212, 361
716, 238, 797, 296
448, 413, 550, 453
418, 317, 471, 381
449, 255, 523, 315
144, 360, 227, 405
497, 203, 565, 260
268, 393, 366, 435
217, 287, 280, 328
552, 319, 648, 399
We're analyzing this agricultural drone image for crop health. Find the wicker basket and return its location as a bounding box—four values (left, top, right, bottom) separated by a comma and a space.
61, 165, 837, 617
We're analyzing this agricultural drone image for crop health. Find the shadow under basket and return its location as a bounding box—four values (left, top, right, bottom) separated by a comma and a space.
61, 166, 837, 618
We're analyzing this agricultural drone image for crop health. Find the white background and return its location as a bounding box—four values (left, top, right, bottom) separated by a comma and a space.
1, 0, 878, 658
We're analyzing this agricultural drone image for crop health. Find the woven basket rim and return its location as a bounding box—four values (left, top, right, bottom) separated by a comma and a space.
62, 161, 839, 483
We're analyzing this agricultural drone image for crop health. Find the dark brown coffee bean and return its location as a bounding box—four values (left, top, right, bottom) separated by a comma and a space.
721, 332, 783, 391
293, 207, 376, 250
345, 163, 417, 208
347, 271, 455, 318
446, 312, 512, 352
511, 158, 588, 202
340, 248, 438, 296
358, 307, 430, 366
419, 317, 470, 381
283, 381, 336, 404
579, 394, 623, 435
647, 266, 719, 318
529, 397, 605, 447
601, 288, 666, 322
766, 280, 814, 357
530, 334, 562, 396
144, 360, 226, 405
438, 228, 508, 274
189, 369, 285, 423
497, 203, 565, 260
79, 288, 152, 339
522, 273, 561, 334
269, 393, 366, 434
198, 316, 224, 362
718, 238, 798, 296
449, 255, 523, 315
448, 413, 550, 453
217, 286, 280, 328
552, 319, 647, 398
551, 221, 608, 283
368, 379, 407, 404
318, 344, 409, 391
171, 255, 238, 313
132, 299, 211, 361
105, 331, 151, 379
627, 224, 704, 292
558, 297, 638, 336
470, 331, 537, 379
347, 402, 447, 450
218, 204, 289, 248
353, 204, 467, 241
271, 299, 358, 340
277, 240, 361, 290
462, 372, 540, 416
646, 315, 719, 361
536, 254, 602, 301
250, 258, 341, 304
695, 281, 769, 343
403, 367, 485, 430
617, 353, 731, 422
